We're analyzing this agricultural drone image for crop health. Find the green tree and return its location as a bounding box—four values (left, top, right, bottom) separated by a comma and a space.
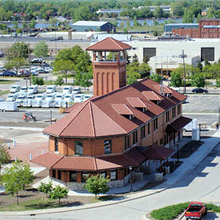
0, 146, 11, 176
182, 8, 194, 23
55, 76, 64, 86
49, 17, 58, 28
7, 42, 29, 60
154, 7, 164, 18
74, 72, 92, 87
170, 71, 183, 87
0, 162, 34, 205
12, 21, 18, 29
191, 73, 205, 87
132, 54, 139, 63
197, 62, 203, 72
4, 58, 27, 74
38, 182, 53, 198
139, 63, 151, 78
34, 41, 49, 58
150, 74, 162, 83
49, 185, 68, 206
31, 75, 44, 85
84, 175, 110, 198
53, 60, 74, 84
28, 18, 36, 29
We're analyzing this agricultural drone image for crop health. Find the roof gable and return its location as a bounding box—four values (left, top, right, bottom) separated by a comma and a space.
86, 37, 132, 51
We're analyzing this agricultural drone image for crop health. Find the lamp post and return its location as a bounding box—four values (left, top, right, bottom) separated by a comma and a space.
129, 166, 133, 192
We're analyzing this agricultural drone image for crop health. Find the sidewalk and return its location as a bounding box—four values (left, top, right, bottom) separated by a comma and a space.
1, 130, 220, 216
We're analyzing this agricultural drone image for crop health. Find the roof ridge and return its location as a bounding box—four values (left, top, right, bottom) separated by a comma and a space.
109, 37, 123, 50
93, 157, 98, 171
91, 102, 127, 134
89, 101, 96, 137
50, 154, 64, 168
59, 102, 89, 136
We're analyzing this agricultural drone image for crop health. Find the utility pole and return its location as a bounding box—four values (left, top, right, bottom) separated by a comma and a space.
182, 50, 186, 94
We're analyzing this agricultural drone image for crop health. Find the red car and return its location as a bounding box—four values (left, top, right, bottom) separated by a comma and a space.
185, 202, 207, 220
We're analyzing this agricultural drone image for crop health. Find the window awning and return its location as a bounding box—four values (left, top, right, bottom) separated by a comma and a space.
166, 116, 192, 133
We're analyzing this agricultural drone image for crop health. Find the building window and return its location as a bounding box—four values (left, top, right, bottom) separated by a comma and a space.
58, 170, 61, 180
81, 172, 89, 183
177, 104, 181, 115
127, 135, 130, 148
141, 126, 146, 139
172, 107, 176, 118
69, 171, 77, 182
52, 170, 56, 178
153, 118, 158, 131
100, 171, 106, 178
110, 170, 117, 180
147, 123, 150, 135
75, 141, 83, 155
104, 140, 112, 154
166, 111, 170, 122
133, 130, 138, 144
55, 137, 58, 152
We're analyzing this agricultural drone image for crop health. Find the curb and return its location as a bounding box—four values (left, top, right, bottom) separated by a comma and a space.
1, 136, 220, 217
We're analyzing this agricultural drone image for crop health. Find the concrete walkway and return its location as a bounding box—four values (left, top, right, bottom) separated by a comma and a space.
1, 130, 220, 217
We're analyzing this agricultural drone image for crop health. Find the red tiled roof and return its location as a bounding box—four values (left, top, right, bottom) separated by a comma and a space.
32, 152, 63, 168
126, 97, 147, 108
124, 147, 146, 164
44, 78, 187, 138
166, 116, 192, 133
140, 145, 174, 160
86, 37, 132, 51
142, 91, 164, 101
112, 104, 134, 115
153, 85, 173, 94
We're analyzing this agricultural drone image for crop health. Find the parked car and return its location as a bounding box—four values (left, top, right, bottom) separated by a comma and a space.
10, 85, 20, 93
54, 93, 65, 107
28, 85, 38, 95
32, 94, 46, 107
0, 70, 17, 77
6, 93, 18, 102
23, 95, 35, 108
185, 202, 207, 220
16, 94, 27, 107
62, 86, 72, 94
46, 85, 57, 94
192, 88, 208, 94
36, 68, 49, 74
74, 94, 84, 103
42, 93, 56, 108
18, 70, 31, 77
31, 58, 45, 64
72, 87, 81, 94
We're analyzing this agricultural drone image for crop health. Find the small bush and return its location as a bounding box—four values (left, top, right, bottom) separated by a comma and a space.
206, 204, 220, 212
151, 202, 189, 220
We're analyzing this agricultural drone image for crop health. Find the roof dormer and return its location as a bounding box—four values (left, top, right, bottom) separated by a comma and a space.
112, 104, 134, 120
126, 97, 147, 113
142, 91, 164, 105
153, 85, 173, 98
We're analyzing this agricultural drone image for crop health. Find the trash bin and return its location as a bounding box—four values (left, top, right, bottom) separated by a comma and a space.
154, 172, 163, 182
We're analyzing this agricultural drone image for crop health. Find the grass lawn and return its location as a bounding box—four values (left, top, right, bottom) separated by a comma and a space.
0, 80, 16, 84
0, 90, 10, 96
171, 140, 204, 159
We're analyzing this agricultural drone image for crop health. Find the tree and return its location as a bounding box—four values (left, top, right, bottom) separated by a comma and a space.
150, 74, 162, 83
143, 55, 149, 63
28, 18, 36, 29
49, 185, 68, 206
53, 60, 74, 84
31, 75, 44, 85
0, 162, 34, 205
7, 42, 29, 60
139, 63, 151, 78
132, 54, 139, 63
84, 175, 110, 198
191, 73, 205, 88
182, 8, 194, 23
34, 41, 49, 58
170, 71, 183, 87
197, 62, 203, 72
4, 58, 27, 74
55, 76, 64, 86
38, 182, 53, 198
0, 146, 11, 176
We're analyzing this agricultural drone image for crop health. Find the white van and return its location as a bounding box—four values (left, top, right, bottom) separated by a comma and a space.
54, 93, 64, 107
32, 94, 46, 107
6, 93, 18, 102
63, 94, 74, 107
72, 87, 81, 94
19, 87, 28, 95
42, 93, 56, 108
74, 94, 84, 103
16, 94, 27, 107
28, 85, 38, 95
23, 95, 35, 108
10, 85, 20, 93
46, 85, 57, 94
62, 86, 72, 94
84, 93, 93, 101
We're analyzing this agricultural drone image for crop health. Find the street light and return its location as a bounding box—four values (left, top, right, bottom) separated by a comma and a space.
129, 166, 133, 192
